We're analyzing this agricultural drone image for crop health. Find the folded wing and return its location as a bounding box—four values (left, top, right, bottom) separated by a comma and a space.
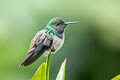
20, 29, 52, 66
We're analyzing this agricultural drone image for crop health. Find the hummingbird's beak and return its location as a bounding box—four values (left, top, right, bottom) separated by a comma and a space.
64, 21, 79, 24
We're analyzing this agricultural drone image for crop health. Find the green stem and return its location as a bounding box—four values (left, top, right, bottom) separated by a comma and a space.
46, 53, 51, 80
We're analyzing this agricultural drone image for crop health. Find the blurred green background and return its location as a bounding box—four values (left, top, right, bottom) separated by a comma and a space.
0, 0, 120, 80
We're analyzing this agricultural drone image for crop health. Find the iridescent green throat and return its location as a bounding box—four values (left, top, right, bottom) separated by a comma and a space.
46, 25, 56, 36
46, 24, 63, 39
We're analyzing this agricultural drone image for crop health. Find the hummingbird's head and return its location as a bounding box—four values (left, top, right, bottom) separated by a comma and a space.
46, 17, 78, 34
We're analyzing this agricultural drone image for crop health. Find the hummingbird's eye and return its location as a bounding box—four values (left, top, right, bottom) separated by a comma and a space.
56, 23, 61, 26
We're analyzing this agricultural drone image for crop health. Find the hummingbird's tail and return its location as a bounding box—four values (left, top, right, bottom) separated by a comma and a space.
19, 51, 35, 67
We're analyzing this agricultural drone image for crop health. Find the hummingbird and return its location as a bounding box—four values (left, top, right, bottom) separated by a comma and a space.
20, 17, 78, 66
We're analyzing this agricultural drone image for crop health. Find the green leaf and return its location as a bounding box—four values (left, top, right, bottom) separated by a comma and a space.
32, 62, 46, 80
56, 58, 67, 80
32, 53, 51, 80
112, 74, 120, 80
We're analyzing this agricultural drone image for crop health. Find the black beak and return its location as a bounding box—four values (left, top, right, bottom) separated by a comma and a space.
64, 21, 79, 24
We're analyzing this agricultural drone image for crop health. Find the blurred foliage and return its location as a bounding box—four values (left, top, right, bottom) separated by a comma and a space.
0, 0, 120, 80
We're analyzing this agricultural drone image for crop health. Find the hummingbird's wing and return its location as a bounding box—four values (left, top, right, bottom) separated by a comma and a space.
20, 29, 53, 66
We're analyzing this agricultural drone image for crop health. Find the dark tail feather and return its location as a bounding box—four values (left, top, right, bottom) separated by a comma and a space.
20, 41, 46, 67
19, 52, 34, 67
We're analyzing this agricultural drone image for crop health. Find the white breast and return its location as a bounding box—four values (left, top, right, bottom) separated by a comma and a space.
52, 34, 65, 53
